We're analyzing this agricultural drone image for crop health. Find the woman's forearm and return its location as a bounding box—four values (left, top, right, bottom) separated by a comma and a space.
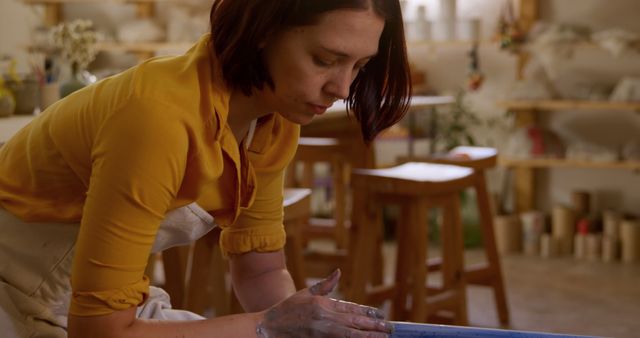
69, 269, 394, 338
68, 307, 263, 338
69, 250, 295, 338
233, 267, 297, 312
229, 249, 297, 312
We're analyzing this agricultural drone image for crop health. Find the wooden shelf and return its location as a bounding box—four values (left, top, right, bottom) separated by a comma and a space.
499, 100, 640, 112
24, 0, 185, 4
25, 0, 179, 25
499, 157, 640, 170
28, 41, 193, 56
95, 41, 192, 54
407, 40, 492, 48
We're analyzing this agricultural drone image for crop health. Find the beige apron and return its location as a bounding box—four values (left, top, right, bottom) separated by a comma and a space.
0, 120, 257, 337
0, 202, 215, 338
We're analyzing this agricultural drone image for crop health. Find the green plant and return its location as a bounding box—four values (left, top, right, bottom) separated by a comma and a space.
433, 89, 482, 152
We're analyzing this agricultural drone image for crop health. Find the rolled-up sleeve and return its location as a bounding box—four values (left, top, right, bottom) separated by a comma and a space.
219, 116, 299, 256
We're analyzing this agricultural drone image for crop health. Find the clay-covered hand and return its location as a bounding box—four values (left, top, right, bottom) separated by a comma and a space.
256, 269, 394, 338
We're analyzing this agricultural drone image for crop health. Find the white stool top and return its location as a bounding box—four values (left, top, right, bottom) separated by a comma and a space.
449, 146, 497, 161
358, 162, 473, 182
284, 188, 312, 207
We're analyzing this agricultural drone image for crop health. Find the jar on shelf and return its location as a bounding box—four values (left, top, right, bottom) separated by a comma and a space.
0, 81, 16, 117
405, 5, 431, 42
6, 76, 40, 115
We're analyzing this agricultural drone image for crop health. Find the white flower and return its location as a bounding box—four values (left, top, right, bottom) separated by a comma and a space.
50, 19, 98, 71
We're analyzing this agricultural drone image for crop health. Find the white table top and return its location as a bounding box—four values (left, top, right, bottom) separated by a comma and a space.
326, 95, 454, 114
0, 115, 36, 143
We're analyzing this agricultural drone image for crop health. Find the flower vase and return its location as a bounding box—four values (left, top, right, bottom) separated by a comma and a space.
60, 65, 88, 98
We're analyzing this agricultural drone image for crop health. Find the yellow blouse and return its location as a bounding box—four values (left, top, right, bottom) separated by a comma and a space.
0, 35, 299, 316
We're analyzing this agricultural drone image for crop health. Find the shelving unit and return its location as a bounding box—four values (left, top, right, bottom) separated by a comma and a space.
95, 41, 192, 60
502, 101, 640, 165
499, 157, 640, 170
500, 100, 640, 112
24, 0, 197, 62
407, 39, 492, 48
503, 98, 640, 212
503, 0, 640, 212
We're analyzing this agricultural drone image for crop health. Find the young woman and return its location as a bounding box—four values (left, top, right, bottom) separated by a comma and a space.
0, 0, 411, 337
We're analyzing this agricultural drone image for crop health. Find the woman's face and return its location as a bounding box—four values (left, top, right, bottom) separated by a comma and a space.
259, 8, 385, 125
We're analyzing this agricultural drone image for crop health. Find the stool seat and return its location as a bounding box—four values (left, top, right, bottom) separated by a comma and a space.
298, 137, 341, 147
404, 146, 497, 170
294, 137, 343, 162
352, 162, 474, 196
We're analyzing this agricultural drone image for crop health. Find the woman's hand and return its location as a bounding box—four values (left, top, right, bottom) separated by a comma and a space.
256, 269, 394, 338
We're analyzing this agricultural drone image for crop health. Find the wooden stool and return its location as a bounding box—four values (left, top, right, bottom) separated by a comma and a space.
346, 162, 475, 325
403, 146, 510, 325
162, 188, 312, 316
286, 137, 350, 249
285, 137, 384, 289
285, 137, 351, 280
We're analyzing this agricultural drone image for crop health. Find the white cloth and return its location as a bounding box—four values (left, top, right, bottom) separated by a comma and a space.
0, 202, 215, 338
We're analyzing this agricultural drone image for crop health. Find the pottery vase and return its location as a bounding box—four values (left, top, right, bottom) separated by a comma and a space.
60, 64, 88, 98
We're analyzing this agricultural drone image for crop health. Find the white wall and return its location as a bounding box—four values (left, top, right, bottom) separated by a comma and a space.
0, 0, 41, 73
403, 0, 640, 215
1, 0, 639, 214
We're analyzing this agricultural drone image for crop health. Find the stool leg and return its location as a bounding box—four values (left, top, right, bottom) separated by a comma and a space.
300, 161, 314, 248
441, 202, 456, 290
285, 217, 308, 290
392, 201, 416, 321
184, 236, 215, 315
162, 244, 191, 309
437, 195, 467, 325
474, 172, 510, 325
447, 195, 468, 326
302, 161, 314, 188
371, 217, 385, 288
409, 198, 429, 323
332, 157, 348, 249
345, 188, 378, 304
210, 242, 232, 316
285, 161, 296, 187
180, 229, 231, 316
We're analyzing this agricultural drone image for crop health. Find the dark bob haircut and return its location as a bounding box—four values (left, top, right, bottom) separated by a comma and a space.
210, 0, 411, 144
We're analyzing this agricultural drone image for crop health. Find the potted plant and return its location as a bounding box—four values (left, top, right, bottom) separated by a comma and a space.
430, 89, 482, 153
50, 19, 98, 98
